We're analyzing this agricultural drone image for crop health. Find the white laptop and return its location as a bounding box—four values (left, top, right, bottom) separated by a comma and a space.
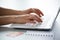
10, 9, 58, 30
0, 0, 59, 30
1, 8, 59, 30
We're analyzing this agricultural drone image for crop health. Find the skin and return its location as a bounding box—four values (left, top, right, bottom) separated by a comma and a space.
0, 7, 44, 25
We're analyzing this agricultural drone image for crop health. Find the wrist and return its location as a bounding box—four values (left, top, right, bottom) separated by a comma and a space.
12, 16, 19, 24
16, 11, 23, 15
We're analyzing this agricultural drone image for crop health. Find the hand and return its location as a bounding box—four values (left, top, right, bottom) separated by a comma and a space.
13, 14, 42, 24
18, 8, 44, 17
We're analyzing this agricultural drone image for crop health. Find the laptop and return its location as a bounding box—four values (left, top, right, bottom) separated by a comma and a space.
0, 0, 59, 30
1, 7, 59, 30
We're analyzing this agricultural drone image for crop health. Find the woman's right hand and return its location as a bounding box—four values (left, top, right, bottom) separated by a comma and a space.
13, 14, 42, 24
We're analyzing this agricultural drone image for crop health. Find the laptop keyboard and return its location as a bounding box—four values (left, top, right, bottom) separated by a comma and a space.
0, 14, 51, 29
10, 14, 51, 28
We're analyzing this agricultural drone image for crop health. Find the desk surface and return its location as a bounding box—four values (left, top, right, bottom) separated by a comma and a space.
0, 12, 60, 40
0, 0, 60, 40
0, 16, 60, 40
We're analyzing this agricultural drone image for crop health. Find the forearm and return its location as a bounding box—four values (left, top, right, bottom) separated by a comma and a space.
0, 7, 22, 16
0, 16, 14, 25
0, 15, 24, 25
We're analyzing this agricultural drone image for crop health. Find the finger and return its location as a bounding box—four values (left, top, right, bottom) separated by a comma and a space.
26, 20, 36, 23
30, 15, 43, 22
33, 8, 44, 16
35, 15, 42, 22
32, 8, 40, 16
35, 8, 44, 16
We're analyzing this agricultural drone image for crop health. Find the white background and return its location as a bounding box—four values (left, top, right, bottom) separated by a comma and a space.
0, 0, 60, 40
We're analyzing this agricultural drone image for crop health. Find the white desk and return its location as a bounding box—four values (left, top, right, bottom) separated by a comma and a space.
0, 0, 60, 40
0, 14, 60, 40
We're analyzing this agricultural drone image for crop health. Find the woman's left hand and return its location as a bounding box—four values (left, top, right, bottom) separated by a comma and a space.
18, 8, 44, 17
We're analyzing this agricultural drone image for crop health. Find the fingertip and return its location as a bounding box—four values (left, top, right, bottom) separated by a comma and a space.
39, 20, 42, 22
42, 13, 44, 16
